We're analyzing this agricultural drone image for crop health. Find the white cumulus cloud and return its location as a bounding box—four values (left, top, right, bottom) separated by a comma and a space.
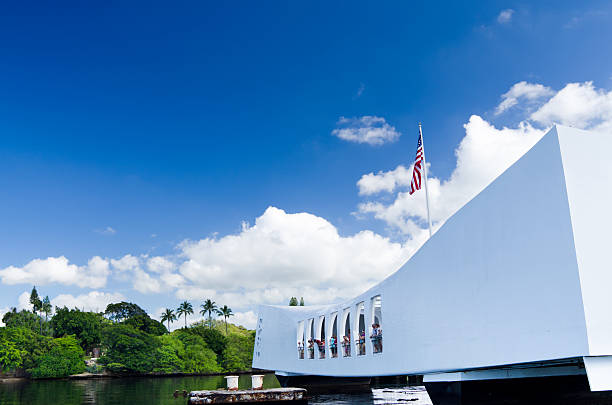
530, 81, 612, 132
0, 256, 110, 288
52, 291, 125, 312
358, 80, 612, 237
495, 81, 554, 115
133, 269, 162, 294
147, 256, 176, 273
359, 117, 544, 234
177, 206, 411, 307
111, 254, 140, 271
357, 165, 413, 195
231, 311, 258, 329
332, 116, 400, 145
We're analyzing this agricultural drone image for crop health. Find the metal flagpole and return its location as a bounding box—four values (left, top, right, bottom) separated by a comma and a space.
419, 123, 433, 237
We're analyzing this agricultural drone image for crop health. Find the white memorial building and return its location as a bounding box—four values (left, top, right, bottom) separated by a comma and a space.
252, 125, 612, 401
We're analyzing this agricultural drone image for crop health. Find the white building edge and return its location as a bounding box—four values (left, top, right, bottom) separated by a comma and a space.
252, 125, 612, 392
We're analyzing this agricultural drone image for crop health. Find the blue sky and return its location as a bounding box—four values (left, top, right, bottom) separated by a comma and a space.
1, 1, 612, 328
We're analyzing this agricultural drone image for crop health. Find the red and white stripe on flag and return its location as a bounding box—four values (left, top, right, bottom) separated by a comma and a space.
409, 133, 424, 195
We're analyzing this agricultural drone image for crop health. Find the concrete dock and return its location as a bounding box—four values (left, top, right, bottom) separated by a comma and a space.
188, 388, 307, 404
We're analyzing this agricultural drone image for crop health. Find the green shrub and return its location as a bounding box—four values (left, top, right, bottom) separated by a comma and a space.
187, 326, 227, 359
123, 314, 167, 336
51, 307, 104, 352
30, 335, 85, 378
175, 332, 221, 373
0, 327, 53, 371
100, 324, 160, 374
0, 331, 24, 371
104, 363, 128, 373
222, 332, 254, 372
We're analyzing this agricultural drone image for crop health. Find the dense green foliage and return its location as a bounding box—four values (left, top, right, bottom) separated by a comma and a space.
99, 324, 160, 373
0, 326, 53, 371
154, 333, 220, 373
0, 332, 23, 371
51, 307, 104, 352
222, 332, 255, 372
188, 325, 227, 359
2, 309, 51, 335
31, 336, 86, 378
0, 294, 254, 378
123, 314, 167, 336
104, 302, 147, 323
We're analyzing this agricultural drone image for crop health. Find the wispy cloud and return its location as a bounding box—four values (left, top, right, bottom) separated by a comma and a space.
353, 83, 365, 99
332, 116, 400, 145
96, 226, 116, 235
497, 9, 514, 24
564, 9, 608, 29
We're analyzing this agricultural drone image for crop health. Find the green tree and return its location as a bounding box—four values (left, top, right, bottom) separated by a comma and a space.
154, 335, 184, 373
41, 296, 52, 323
30, 335, 85, 378
104, 302, 147, 323
299, 297, 304, 306
2, 309, 48, 334
0, 333, 23, 372
99, 324, 160, 373
187, 325, 227, 362
160, 308, 177, 332
177, 301, 193, 329
288, 297, 298, 306
30, 286, 42, 314
0, 327, 53, 371
123, 314, 167, 336
200, 299, 218, 329
51, 307, 103, 352
30, 286, 44, 334
222, 332, 255, 372
216, 305, 233, 335
174, 331, 221, 373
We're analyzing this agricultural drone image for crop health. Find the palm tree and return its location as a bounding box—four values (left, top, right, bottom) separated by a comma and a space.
200, 299, 218, 329
216, 305, 234, 335
160, 308, 177, 332
176, 301, 193, 329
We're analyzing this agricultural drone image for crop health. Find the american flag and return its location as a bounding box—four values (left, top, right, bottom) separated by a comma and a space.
409, 133, 424, 195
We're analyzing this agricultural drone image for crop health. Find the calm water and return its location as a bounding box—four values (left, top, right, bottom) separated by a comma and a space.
0, 374, 431, 405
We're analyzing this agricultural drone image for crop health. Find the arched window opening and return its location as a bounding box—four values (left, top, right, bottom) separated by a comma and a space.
329, 312, 338, 358
370, 295, 383, 354
297, 321, 305, 359
306, 318, 315, 359
355, 302, 366, 356
317, 316, 326, 359
342, 308, 351, 357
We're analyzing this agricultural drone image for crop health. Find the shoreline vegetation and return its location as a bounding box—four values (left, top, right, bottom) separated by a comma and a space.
2, 368, 273, 383
0, 287, 256, 381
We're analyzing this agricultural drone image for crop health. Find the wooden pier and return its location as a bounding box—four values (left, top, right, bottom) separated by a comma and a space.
188, 388, 307, 404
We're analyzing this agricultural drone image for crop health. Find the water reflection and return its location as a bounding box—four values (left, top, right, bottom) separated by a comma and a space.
0, 374, 280, 405
0, 375, 431, 405
310, 386, 431, 405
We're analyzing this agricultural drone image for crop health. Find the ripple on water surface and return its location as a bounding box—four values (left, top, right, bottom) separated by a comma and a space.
310, 386, 432, 405
0, 375, 432, 405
